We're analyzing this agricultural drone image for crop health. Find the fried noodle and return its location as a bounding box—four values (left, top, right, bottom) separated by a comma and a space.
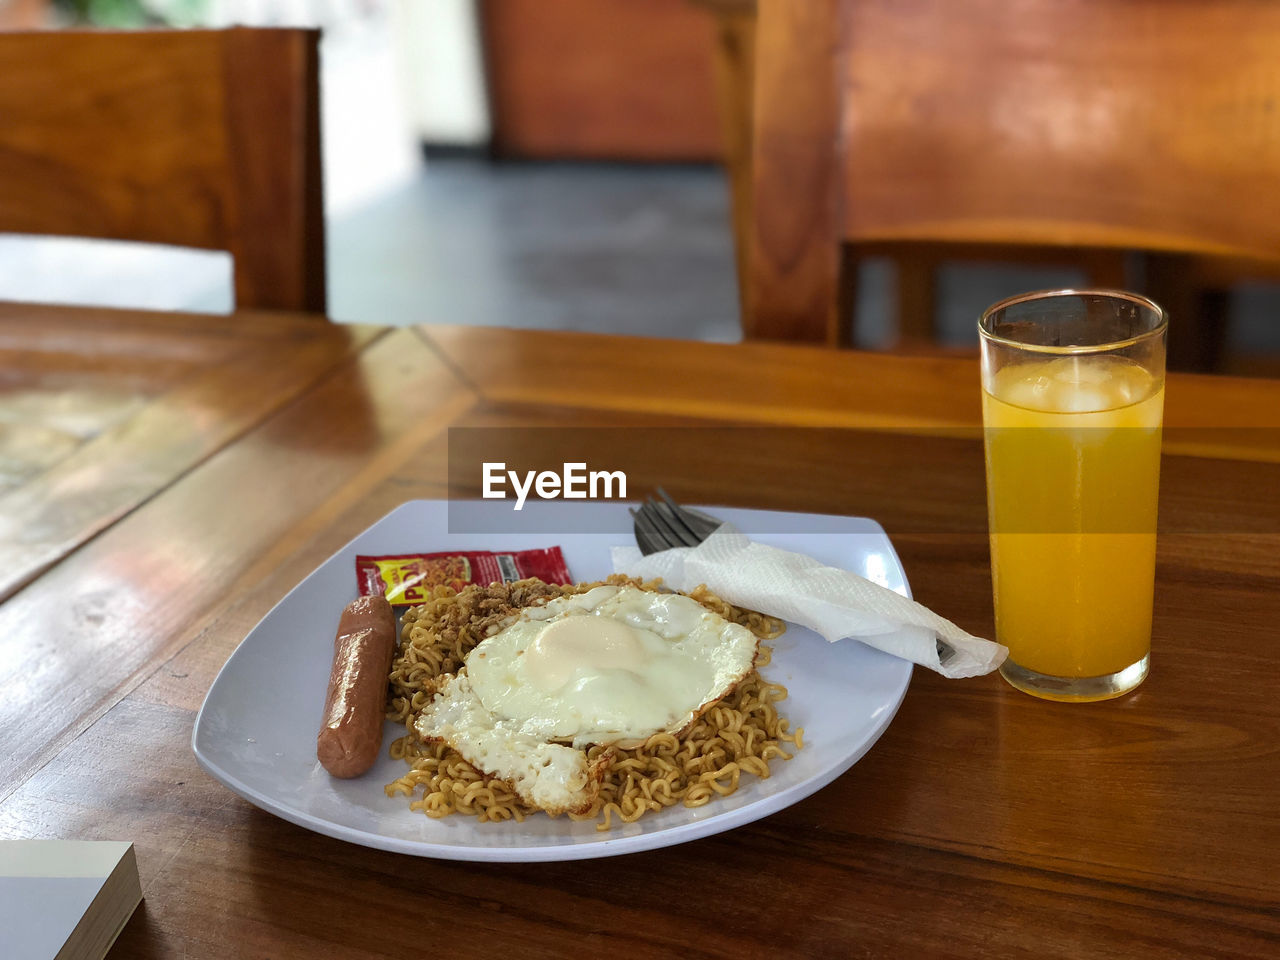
385, 575, 803, 830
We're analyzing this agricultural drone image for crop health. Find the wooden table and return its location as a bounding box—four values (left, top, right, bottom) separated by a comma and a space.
2, 303, 1278, 958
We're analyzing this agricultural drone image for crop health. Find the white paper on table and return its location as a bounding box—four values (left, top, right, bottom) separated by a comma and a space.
612, 524, 1007, 679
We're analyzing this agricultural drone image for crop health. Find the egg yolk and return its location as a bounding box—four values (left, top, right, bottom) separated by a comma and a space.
524, 615, 645, 692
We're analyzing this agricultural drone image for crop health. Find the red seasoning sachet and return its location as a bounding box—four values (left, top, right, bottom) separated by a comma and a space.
356, 548, 572, 607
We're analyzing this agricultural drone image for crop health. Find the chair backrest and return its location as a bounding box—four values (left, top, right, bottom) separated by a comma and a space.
748, 0, 1280, 344
0, 28, 324, 313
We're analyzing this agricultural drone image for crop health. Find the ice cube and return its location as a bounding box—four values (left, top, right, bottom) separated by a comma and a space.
1051, 385, 1112, 413
1053, 356, 1113, 386
999, 372, 1049, 409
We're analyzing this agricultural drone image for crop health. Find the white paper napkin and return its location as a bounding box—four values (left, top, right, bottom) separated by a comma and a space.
612, 524, 1007, 679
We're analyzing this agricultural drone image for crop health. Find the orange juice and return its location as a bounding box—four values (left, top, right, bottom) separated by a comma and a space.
983, 355, 1163, 687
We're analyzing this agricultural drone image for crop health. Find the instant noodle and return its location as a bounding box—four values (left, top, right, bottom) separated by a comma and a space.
385, 575, 803, 830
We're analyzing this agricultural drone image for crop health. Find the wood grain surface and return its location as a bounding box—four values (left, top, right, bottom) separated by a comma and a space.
837, 0, 1280, 261
0, 29, 324, 312
746, 0, 849, 344
701, 0, 1138, 348
0, 319, 472, 795
747, 0, 1280, 355
482, 0, 721, 161
697, 0, 757, 315
0, 303, 377, 602
426, 325, 1280, 458
1, 308, 1277, 958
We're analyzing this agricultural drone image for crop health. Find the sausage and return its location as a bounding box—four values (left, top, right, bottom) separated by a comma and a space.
317, 595, 397, 778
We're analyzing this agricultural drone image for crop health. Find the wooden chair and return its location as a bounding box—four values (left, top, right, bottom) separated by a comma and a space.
687, 0, 758, 316
0, 28, 325, 313
746, 0, 1280, 368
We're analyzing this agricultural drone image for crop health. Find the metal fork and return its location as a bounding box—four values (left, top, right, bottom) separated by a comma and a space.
630, 489, 957, 665
630, 487, 721, 556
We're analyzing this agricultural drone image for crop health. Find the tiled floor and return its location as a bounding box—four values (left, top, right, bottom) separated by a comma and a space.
330, 160, 740, 340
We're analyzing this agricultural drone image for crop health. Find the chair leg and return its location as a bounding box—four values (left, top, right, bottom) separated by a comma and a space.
708, 10, 757, 332
745, 0, 846, 344
834, 245, 857, 348
1144, 253, 1228, 372
1195, 288, 1231, 373
895, 254, 937, 345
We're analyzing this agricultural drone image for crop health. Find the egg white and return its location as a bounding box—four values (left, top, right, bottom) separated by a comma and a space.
414, 584, 760, 815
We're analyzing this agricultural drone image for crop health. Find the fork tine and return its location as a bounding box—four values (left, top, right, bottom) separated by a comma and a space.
647, 497, 704, 548
679, 504, 722, 531
630, 506, 671, 555
630, 505, 665, 542
650, 492, 705, 546
641, 498, 702, 548
656, 487, 721, 539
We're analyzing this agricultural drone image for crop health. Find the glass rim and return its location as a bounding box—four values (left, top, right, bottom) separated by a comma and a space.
977, 288, 1168, 355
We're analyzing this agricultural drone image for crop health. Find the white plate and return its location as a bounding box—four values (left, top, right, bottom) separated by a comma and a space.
193, 500, 913, 861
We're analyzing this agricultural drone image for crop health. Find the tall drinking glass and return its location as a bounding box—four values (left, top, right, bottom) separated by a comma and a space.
980, 290, 1166, 701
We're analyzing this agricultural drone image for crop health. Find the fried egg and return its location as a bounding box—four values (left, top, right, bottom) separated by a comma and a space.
414, 584, 760, 815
